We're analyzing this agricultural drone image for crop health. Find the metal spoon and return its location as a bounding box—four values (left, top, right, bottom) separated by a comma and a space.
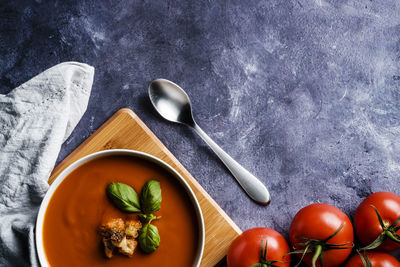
148, 79, 270, 205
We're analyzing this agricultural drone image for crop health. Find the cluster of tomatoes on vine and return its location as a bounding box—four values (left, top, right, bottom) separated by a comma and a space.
227, 192, 400, 267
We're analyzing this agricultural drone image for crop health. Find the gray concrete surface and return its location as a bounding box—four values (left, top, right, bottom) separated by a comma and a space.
1, 0, 400, 263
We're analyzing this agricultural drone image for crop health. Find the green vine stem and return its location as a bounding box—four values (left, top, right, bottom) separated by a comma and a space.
311, 245, 322, 267
356, 250, 373, 267
359, 205, 400, 251
288, 223, 353, 267
386, 231, 400, 243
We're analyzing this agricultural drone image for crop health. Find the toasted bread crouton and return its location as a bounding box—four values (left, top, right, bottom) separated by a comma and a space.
125, 219, 142, 239
98, 218, 142, 258
99, 218, 125, 232
118, 236, 138, 257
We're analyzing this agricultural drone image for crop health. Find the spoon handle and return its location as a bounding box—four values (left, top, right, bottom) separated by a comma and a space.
192, 124, 270, 205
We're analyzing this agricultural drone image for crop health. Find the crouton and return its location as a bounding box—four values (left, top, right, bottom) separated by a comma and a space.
118, 237, 138, 257
125, 219, 142, 239
98, 217, 142, 258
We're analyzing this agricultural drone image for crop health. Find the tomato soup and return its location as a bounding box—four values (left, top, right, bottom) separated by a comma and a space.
42, 155, 200, 266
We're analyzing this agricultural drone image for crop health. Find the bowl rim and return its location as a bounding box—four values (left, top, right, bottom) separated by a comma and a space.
35, 149, 205, 267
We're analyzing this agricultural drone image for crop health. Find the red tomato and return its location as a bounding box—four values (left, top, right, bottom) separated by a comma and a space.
345, 252, 400, 267
227, 227, 290, 267
354, 192, 400, 252
289, 203, 354, 267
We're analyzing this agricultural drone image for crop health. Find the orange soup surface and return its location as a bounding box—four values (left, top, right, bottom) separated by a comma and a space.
43, 155, 199, 266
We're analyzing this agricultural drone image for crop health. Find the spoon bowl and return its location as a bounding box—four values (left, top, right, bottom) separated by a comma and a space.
149, 79, 271, 205
149, 79, 195, 126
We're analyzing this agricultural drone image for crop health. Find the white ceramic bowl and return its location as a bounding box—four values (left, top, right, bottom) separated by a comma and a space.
36, 149, 205, 266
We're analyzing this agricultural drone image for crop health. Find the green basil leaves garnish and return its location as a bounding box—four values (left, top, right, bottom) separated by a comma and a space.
106, 179, 162, 254
106, 182, 141, 212
138, 223, 160, 253
140, 180, 162, 214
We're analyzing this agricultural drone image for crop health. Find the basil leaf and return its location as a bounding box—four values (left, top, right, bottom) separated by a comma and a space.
106, 182, 141, 212
140, 180, 161, 214
138, 224, 160, 253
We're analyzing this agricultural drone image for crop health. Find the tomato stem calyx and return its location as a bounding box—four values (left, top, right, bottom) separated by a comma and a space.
250, 239, 285, 267
359, 205, 400, 251
289, 224, 353, 267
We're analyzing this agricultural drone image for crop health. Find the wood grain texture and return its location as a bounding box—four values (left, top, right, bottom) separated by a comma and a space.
49, 108, 242, 266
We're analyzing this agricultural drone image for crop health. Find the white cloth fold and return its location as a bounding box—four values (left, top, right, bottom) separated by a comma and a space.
0, 62, 94, 266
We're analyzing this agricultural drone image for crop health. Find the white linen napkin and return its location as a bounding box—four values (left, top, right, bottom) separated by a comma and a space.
0, 62, 94, 266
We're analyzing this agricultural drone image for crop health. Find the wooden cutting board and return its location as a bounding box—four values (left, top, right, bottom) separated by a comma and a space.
49, 108, 241, 266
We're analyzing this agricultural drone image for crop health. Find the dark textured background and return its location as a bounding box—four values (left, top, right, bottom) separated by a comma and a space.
1, 0, 400, 264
